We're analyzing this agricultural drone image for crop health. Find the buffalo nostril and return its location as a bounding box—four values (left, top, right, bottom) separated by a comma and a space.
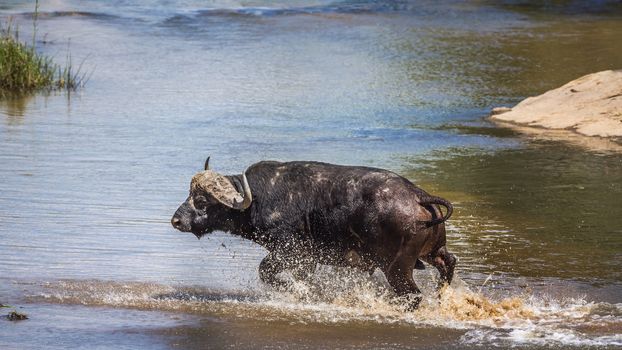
171, 216, 182, 228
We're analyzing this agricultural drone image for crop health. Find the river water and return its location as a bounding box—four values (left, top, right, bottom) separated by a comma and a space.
1, 1, 621, 349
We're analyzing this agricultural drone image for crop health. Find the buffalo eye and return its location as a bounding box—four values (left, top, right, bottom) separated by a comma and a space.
194, 196, 208, 210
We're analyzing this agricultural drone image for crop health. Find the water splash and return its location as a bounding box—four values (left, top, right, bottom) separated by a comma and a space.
26, 273, 621, 348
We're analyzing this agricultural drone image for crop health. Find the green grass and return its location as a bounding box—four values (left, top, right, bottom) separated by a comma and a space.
0, 20, 87, 97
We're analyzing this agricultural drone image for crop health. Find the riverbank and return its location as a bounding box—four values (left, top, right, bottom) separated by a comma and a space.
490, 70, 622, 143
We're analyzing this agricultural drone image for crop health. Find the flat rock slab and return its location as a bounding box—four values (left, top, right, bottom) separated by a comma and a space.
490, 70, 622, 138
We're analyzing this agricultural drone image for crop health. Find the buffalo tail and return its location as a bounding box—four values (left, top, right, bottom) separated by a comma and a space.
418, 195, 453, 227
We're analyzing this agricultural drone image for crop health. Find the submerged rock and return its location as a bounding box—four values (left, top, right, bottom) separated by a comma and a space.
6, 310, 28, 321
490, 70, 622, 139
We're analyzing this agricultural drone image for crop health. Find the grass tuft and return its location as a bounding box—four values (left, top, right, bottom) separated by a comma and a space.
0, 18, 87, 97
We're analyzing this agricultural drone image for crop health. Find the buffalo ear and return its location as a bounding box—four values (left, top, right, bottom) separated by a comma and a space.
204, 156, 211, 171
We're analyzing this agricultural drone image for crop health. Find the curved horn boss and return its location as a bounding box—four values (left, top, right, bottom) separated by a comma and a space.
190, 165, 252, 211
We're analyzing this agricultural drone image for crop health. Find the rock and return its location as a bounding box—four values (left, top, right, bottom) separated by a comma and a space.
490, 70, 622, 138
7, 310, 28, 321
490, 107, 512, 115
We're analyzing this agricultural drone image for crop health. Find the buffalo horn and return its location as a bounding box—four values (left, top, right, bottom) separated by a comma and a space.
233, 171, 252, 210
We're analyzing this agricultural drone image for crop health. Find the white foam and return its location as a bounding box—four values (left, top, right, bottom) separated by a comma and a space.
30, 277, 622, 348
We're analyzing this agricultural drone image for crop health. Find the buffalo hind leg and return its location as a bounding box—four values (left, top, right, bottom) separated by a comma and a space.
424, 246, 457, 290
385, 252, 423, 311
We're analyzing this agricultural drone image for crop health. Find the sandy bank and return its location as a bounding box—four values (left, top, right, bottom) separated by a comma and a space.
490, 70, 622, 140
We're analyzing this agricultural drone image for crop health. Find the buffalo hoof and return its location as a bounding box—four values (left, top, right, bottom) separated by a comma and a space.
406, 294, 423, 311
390, 293, 423, 312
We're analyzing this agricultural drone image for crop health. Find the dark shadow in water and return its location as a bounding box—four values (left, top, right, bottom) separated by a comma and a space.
402, 142, 622, 286
18, 11, 120, 21
487, 0, 622, 16
413, 122, 524, 138
153, 290, 260, 303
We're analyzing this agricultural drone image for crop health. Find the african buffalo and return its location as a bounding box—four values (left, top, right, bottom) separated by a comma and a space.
171, 157, 456, 308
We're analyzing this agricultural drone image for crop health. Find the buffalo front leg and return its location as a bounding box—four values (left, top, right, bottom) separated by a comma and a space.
289, 257, 316, 282
259, 252, 287, 289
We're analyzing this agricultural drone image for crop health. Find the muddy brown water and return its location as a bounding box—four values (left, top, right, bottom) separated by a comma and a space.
1, 1, 621, 349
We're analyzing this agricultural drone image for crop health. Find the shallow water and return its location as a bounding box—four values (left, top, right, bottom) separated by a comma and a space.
1, 0, 621, 348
